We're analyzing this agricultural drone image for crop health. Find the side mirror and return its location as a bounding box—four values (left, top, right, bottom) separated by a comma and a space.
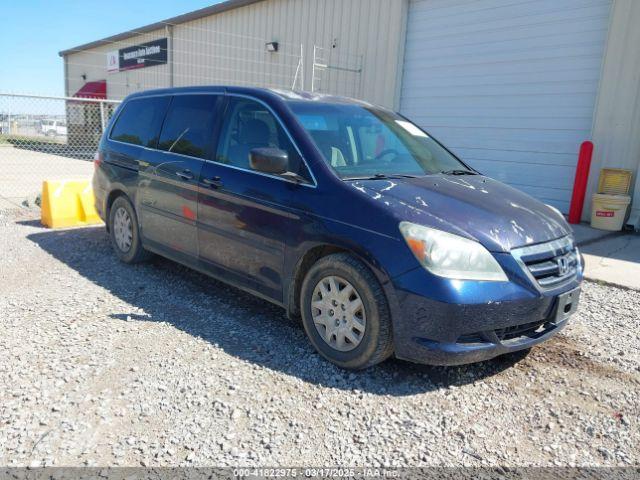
249, 147, 289, 174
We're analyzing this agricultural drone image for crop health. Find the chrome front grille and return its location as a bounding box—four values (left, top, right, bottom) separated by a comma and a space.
511, 236, 579, 289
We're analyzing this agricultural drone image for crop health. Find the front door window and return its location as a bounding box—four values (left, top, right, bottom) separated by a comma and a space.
216, 97, 311, 181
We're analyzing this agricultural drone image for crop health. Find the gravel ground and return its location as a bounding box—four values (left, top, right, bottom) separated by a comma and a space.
1, 209, 639, 468
0, 147, 93, 203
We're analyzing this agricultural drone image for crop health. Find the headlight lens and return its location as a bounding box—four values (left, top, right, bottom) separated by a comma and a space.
399, 222, 508, 281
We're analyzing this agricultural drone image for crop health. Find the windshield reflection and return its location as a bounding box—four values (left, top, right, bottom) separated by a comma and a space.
288, 102, 474, 179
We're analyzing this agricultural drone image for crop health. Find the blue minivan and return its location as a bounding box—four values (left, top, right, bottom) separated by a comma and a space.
94, 86, 583, 370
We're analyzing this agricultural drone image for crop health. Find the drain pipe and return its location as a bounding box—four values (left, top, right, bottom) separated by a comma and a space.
166, 24, 174, 88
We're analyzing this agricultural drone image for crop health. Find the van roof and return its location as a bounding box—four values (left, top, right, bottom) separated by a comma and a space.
124, 86, 376, 108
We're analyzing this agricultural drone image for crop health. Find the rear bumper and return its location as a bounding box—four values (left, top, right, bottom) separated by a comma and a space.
388, 262, 582, 366
92, 172, 107, 223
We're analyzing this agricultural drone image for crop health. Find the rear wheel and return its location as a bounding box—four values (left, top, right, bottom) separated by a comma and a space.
108, 196, 151, 263
300, 253, 394, 370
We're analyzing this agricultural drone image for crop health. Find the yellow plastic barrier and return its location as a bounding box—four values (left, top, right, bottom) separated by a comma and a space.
41, 179, 103, 228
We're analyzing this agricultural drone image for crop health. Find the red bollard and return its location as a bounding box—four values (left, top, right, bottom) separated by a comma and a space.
568, 141, 594, 224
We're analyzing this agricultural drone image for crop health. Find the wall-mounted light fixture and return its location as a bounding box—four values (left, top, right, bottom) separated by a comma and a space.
81, 74, 87, 81
265, 42, 279, 52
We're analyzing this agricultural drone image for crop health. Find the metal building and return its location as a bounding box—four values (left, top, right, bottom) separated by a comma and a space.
59, 0, 640, 226
60, 0, 407, 107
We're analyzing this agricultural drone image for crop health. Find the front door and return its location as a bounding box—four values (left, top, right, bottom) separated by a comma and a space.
139, 93, 223, 258
197, 96, 314, 301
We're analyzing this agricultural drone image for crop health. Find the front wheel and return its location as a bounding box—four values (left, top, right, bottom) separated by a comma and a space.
108, 196, 151, 263
300, 253, 394, 370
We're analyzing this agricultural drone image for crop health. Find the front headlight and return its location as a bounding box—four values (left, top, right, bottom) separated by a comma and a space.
399, 222, 508, 282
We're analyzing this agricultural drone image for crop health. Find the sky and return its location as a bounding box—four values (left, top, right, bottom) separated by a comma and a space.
0, 0, 224, 96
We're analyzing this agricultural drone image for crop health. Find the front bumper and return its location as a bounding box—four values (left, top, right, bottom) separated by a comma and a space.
388, 252, 583, 366
401, 315, 570, 366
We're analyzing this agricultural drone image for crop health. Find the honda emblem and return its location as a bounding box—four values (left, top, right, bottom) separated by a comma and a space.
557, 255, 569, 276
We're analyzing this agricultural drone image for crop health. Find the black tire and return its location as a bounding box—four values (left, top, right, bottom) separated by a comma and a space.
108, 196, 151, 264
300, 253, 394, 370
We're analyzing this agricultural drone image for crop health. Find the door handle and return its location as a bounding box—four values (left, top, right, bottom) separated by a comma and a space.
176, 169, 194, 181
202, 176, 223, 188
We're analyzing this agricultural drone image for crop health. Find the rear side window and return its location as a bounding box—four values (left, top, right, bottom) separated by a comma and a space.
110, 96, 170, 148
157, 95, 221, 159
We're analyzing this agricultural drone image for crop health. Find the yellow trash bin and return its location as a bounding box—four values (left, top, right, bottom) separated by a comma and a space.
590, 193, 631, 231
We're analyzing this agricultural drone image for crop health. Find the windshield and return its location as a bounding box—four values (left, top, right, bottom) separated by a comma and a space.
289, 102, 472, 179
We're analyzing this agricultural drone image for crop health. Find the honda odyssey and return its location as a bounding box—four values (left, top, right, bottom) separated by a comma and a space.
93, 86, 582, 370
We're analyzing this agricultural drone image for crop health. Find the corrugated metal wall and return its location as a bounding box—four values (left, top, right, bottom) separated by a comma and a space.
65, 0, 407, 108
588, 0, 640, 225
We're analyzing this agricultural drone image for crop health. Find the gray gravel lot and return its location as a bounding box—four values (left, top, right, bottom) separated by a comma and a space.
1, 209, 639, 467
0, 148, 93, 205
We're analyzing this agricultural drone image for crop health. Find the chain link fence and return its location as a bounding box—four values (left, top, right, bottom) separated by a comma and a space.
0, 33, 365, 209
0, 93, 120, 207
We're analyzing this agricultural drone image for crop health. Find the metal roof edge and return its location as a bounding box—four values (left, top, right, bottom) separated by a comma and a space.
58, 0, 264, 56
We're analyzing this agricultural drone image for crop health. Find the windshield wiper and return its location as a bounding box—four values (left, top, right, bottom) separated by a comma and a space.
345, 173, 420, 180
439, 169, 478, 176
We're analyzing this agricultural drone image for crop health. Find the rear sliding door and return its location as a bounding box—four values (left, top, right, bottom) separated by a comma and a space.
138, 94, 224, 258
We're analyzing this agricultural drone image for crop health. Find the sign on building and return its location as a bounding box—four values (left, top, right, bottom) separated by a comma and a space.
106, 38, 168, 73
107, 51, 119, 72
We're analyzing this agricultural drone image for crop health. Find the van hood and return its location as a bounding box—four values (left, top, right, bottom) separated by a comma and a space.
350, 175, 571, 252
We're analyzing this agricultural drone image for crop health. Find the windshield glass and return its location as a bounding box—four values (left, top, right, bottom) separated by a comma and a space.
289, 102, 471, 179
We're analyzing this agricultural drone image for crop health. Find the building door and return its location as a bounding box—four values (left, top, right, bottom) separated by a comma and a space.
399, 0, 612, 212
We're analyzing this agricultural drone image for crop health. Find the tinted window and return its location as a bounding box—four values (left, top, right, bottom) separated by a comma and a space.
217, 98, 310, 181
157, 95, 221, 159
110, 96, 170, 147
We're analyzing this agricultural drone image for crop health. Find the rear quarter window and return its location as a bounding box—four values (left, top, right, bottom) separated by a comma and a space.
110, 96, 170, 148
157, 94, 221, 159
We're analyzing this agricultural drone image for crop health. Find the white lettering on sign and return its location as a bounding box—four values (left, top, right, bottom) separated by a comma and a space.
596, 211, 615, 217
123, 48, 145, 61
122, 45, 161, 61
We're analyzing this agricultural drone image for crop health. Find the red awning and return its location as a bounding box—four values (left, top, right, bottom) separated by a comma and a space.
73, 80, 107, 99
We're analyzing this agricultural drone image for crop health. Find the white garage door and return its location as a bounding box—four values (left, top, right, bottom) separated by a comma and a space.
399, 0, 612, 212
